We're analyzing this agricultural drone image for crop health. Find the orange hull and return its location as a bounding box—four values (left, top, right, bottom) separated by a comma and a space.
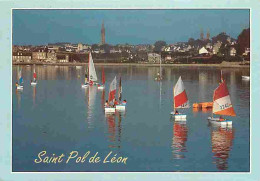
193, 102, 213, 108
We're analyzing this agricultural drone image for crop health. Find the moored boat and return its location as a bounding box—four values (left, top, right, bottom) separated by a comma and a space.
242, 76, 250, 80
16, 68, 23, 90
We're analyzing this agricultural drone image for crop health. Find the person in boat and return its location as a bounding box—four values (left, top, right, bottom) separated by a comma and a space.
89, 80, 93, 86
15, 82, 18, 87
104, 100, 109, 108
114, 99, 119, 107
219, 116, 225, 122
122, 100, 127, 105
175, 110, 179, 115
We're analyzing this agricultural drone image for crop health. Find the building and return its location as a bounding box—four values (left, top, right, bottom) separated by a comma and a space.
206, 29, 210, 40
101, 21, 105, 44
12, 52, 32, 63
32, 48, 48, 61
199, 47, 209, 54
148, 53, 161, 63
229, 47, 237, 56
77, 43, 83, 52
213, 41, 222, 54
57, 54, 69, 63
47, 50, 57, 62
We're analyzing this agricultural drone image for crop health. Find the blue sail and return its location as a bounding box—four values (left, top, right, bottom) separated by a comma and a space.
19, 77, 23, 84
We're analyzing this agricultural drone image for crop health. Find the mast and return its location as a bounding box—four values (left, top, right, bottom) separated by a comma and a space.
160, 54, 162, 80
118, 76, 122, 102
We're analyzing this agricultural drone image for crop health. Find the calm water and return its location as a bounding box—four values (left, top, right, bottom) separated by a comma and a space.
12, 65, 250, 172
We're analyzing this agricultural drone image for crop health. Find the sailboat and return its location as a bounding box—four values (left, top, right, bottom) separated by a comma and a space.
16, 68, 23, 90
105, 76, 117, 113
98, 67, 105, 89
155, 55, 162, 81
82, 52, 98, 88
31, 65, 37, 86
115, 76, 126, 110
208, 80, 236, 126
170, 76, 189, 120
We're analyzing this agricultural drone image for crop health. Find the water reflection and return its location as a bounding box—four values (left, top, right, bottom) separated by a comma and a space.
32, 85, 36, 107
210, 124, 235, 170
105, 112, 123, 150
84, 86, 97, 129
172, 121, 188, 159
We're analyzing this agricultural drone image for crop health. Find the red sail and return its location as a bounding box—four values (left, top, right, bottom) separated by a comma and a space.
33, 72, 37, 79
102, 67, 105, 84
213, 81, 236, 116
108, 76, 117, 103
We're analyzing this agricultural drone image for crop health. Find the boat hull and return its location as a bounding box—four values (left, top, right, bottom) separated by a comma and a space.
208, 117, 232, 127
170, 112, 187, 120
17, 85, 23, 90
81, 84, 89, 88
115, 105, 126, 111
97, 85, 105, 89
105, 107, 116, 113
242, 76, 250, 80
31, 82, 37, 86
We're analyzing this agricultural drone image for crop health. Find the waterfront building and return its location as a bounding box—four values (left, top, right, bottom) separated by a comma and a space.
32, 48, 48, 62
148, 53, 161, 63
12, 52, 32, 63
213, 41, 222, 54
199, 47, 209, 54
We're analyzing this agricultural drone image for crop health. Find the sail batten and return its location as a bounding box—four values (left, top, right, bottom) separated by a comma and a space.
213, 81, 236, 116
174, 76, 189, 108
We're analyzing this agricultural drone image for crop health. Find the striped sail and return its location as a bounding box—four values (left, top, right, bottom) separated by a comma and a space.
88, 52, 98, 82
174, 76, 189, 108
213, 81, 236, 116
108, 76, 117, 103
33, 65, 37, 81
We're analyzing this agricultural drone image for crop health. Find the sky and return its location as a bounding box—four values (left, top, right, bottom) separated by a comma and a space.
12, 9, 250, 45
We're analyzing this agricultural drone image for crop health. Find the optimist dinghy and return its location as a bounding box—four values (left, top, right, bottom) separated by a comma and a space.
31, 65, 37, 86
105, 76, 117, 113
115, 76, 126, 111
170, 76, 189, 121
207, 80, 236, 127
82, 52, 98, 88
16, 68, 23, 90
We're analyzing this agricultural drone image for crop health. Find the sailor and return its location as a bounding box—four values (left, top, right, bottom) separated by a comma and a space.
122, 100, 127, 105
104, 100, 109, 108
15, 82, 18, 87
89, 80, 93, 85
114, 99, 119, 106
175, 110, 179, 115
219, 116, 225, 122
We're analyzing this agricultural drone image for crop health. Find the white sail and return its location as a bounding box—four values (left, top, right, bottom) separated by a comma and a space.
88, 53, 98, 82
174, 76, 189, 108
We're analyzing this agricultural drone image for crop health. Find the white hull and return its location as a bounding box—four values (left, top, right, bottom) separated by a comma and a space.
105, 107, 116, 113
97, 85, 105, 89
208, 117, 232, 127
81, 84, 89, 88
242, 76, 250, 80
76, 66, 81, 69
31, 82, 37, 86
17, 85, 23, 90
115, 105, 126, 110
170, 112, 187, 120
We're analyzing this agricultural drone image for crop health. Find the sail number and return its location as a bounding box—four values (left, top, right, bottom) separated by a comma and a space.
219, 103, 230, 110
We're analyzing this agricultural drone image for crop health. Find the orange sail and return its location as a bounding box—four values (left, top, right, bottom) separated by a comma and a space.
213, 81, 236, 116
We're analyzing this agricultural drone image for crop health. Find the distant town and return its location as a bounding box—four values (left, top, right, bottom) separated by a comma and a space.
12, 22, 250, 66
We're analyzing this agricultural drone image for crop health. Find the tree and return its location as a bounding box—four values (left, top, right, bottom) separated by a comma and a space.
211, 32, 229, 44
237, 28, 250, 55
154, 40, 166, 52
91, 44, 99, 50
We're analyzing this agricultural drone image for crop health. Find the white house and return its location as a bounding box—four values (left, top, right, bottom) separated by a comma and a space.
229, 47, 237, 56
199, 47, 209, 54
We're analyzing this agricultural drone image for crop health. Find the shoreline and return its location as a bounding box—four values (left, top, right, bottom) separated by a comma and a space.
12, 62, 250, 69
